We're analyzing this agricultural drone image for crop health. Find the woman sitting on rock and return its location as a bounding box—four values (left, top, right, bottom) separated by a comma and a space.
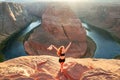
47, 42, 72, 72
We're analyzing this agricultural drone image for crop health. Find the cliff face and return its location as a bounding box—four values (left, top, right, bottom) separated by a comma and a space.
24, 4, 87, 58
71, 3, 120, 39
84, 5, 120, 39
0, 2, 32, 44
0, 55, 120, 80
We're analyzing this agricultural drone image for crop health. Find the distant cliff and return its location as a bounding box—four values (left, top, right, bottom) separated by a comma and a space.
71, 2, 120, 39
0, 55, 120, 80
0, 2, 32, 44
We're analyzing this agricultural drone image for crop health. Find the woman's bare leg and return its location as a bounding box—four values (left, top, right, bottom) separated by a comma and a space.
60, 62, 64, 72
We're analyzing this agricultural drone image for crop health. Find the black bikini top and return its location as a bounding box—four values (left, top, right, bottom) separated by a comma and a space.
60, 53, 65, 56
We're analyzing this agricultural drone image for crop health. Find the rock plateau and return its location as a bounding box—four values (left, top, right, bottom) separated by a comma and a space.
0, 55, 120, 80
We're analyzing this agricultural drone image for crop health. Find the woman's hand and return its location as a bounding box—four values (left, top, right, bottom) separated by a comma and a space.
47, 45, 53, 50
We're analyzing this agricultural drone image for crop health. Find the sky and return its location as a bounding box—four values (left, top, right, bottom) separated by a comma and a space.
1, 0, 89, 2
0, 0, 119, 2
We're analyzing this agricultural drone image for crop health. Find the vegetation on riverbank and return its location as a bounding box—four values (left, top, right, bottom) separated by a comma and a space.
0, 52, 4, 62
114, 55, 120, 59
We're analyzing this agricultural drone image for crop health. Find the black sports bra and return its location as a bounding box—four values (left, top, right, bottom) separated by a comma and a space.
60, 53, 65, 56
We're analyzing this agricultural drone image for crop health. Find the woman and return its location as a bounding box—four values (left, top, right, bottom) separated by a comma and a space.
47, 42, 72, 72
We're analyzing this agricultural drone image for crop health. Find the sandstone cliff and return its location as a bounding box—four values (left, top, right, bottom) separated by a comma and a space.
0, 55, 120, 80
0, 2, 32, 44
71, 2, 120, 39
24, 4, 87, 58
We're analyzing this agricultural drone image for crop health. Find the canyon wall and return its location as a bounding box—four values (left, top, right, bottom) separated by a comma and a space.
0, 2, 32, 44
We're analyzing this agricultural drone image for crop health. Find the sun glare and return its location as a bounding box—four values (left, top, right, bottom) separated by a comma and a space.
36, 0, 91, 2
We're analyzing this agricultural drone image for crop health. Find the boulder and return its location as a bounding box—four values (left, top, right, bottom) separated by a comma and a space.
24, 3, 87, 58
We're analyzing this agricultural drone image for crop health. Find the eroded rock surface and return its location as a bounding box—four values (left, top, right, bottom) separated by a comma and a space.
0, 55, 120, 80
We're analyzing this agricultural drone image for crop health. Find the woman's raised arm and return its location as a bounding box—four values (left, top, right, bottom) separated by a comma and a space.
64, 42, 72, 53
47, 45, 58, 51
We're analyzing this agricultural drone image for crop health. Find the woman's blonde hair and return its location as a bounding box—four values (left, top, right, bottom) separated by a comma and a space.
57, 46, 64, 56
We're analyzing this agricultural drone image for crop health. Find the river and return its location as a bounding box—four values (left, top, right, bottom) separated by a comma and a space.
2, 20, 120, 60
82, 23, 120, 59
2, 20, 41, 60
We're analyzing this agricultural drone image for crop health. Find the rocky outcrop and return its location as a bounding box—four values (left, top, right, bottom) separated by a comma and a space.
0, 55, 120, 80
24, 4, 87, 58
0, 2, 32, 44
23, 2, 120, 40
